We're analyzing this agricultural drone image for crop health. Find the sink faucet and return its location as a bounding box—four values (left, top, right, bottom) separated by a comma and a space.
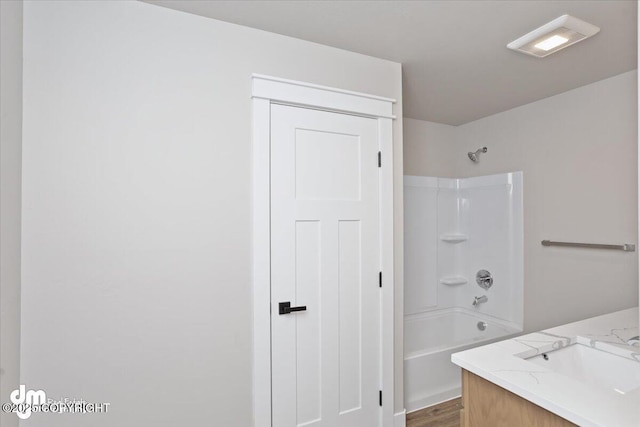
473, 295, 488, 307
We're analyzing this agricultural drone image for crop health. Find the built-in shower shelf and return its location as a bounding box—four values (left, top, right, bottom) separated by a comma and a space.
439, 276, 468, 286
440, 234, 468, 243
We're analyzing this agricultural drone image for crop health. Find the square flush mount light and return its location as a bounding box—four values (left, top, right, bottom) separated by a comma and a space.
507, 15, 600, 58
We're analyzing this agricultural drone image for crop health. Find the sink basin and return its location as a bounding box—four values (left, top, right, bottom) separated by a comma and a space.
526, 343, 640, 394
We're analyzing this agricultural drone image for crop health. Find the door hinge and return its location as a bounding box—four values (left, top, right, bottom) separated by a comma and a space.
378, 151, 381, 168
379, 390, 382, 407
379, 271, 382, 288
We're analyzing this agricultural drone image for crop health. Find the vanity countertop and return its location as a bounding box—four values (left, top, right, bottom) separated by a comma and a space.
451, 307, 640, 427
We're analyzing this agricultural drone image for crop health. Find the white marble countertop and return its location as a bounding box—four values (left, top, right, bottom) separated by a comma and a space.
452, 308, 640, 427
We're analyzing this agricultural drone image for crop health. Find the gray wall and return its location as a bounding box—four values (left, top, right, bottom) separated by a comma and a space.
20, 1, 404, 426
405, 70, 639, 333
0, 2, 22, 427
404, 119, 457, 178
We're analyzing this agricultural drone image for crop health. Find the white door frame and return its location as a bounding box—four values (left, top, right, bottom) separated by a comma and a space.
252, 74, 396, 427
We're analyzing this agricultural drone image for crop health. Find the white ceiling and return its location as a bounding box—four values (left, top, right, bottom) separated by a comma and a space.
145, 0, 638, 125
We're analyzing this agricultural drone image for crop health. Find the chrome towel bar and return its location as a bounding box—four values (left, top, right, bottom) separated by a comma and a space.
541, 240, 636, 252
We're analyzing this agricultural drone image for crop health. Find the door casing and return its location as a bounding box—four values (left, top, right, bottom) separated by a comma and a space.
251, 74, 396, 427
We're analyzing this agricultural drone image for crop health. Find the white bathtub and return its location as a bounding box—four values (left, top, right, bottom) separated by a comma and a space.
404, 307, 521, 413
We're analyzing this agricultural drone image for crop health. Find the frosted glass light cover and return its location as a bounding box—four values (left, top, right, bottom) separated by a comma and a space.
534, 35, 569, 51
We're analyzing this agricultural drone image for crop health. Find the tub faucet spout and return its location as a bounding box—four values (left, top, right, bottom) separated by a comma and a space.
473, 295, 488, 307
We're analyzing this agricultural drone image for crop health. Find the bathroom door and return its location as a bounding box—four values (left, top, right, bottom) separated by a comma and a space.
270, 104, 381, 427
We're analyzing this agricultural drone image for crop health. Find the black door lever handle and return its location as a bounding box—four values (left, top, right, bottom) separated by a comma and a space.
279, 301, 307, 315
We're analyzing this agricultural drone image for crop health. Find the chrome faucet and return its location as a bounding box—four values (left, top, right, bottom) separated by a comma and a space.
473, 295, 488, 307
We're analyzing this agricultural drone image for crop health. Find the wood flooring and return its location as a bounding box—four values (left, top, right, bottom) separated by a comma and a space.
406, 398, 463, 427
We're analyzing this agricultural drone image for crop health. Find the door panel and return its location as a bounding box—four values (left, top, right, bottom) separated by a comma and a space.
270, 104, 381, 427
338, 220, 362, 414
294, 129, 361, 201
295, 220, 321, 424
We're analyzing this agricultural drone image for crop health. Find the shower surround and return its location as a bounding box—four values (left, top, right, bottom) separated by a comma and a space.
403, 172, 524, 412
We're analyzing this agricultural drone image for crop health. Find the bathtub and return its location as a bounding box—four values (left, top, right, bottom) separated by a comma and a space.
404, 307, 521, 413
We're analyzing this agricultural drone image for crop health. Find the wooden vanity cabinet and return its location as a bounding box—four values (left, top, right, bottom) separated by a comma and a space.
460, 369, 577, 427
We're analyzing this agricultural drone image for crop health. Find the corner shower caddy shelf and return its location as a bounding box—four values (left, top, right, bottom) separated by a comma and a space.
439, 276, 468, 286
440, 234, 468, 243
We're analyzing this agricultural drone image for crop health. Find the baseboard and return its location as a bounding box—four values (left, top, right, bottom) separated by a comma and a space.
406, 388, 461, 414
394, 409, 406, 427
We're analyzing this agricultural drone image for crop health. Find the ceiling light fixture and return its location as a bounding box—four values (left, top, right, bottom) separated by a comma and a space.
507, 15, 600, 58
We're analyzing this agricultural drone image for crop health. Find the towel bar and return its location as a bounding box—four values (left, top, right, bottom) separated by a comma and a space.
541, 240, 635, 252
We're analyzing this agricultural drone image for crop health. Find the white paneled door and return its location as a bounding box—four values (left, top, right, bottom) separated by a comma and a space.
270, 104, 381, 427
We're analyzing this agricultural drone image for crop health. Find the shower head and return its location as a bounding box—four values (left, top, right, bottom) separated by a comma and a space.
468, 147, 487, 163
